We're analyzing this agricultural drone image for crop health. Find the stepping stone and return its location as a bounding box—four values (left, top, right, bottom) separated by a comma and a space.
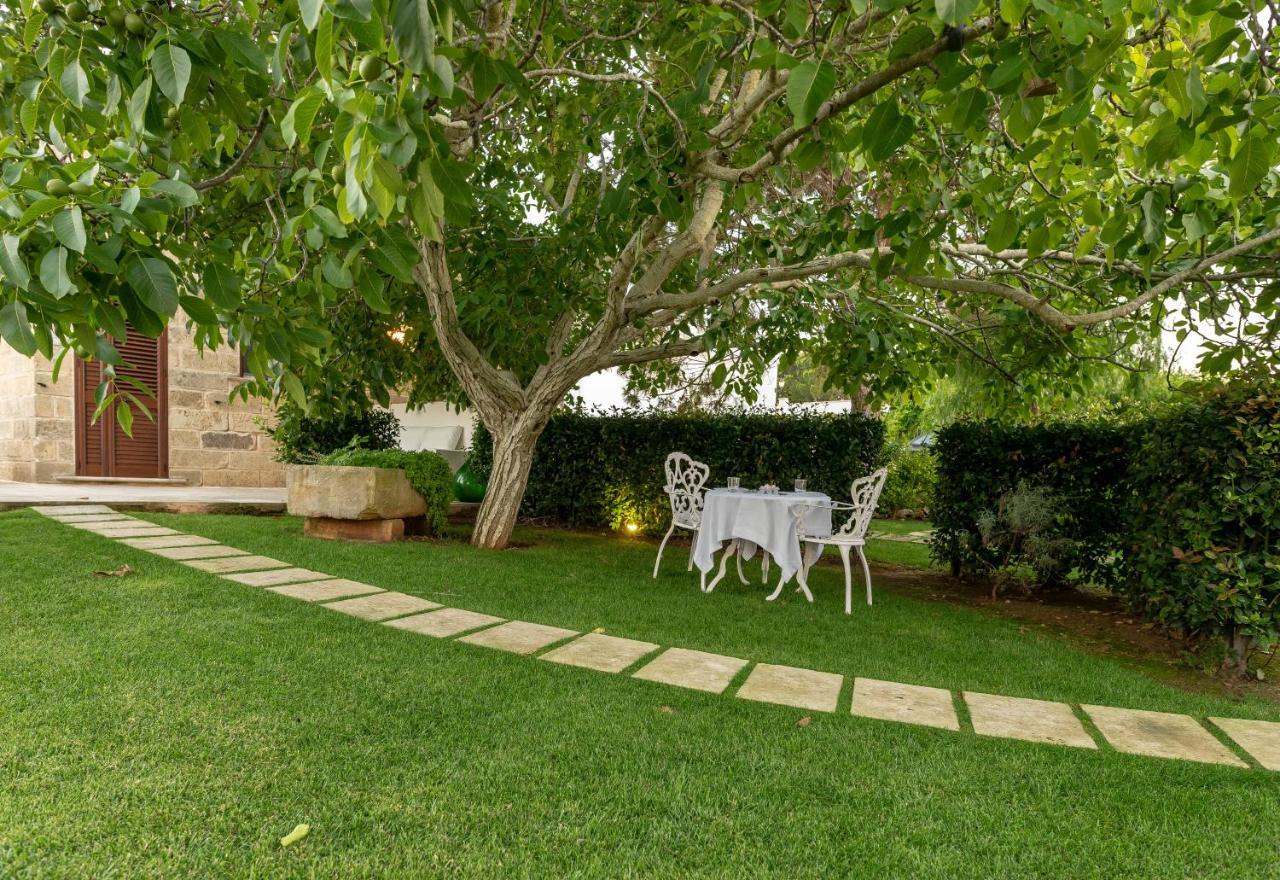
736, 663, 843, 713
150, 545, 248, 561
82, 526, 178, 538
386, 608, 504, 638
964, 692, 1096, 749
323, 592, 441, 622
540, 633, 659, 673
1210, 717, 1280, 771
632, 648, 748, 695
50, 513, 136, 524
184, 555, 289, 574
852, 678, 959, 731
224, 567, 331, 587
268, 579, 384, 602
33, 505, 116, 516
1083, 705, 1246, 767
121, 535, 218, 549
458, 620, 576, 654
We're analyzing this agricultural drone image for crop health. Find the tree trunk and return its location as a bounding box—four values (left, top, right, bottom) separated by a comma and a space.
471, 418, 546, 549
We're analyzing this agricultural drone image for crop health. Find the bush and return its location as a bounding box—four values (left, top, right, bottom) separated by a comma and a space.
975, 481, 1082, 595
267, 404, 400, 464
877, 446, 937, 516
932, 380, 1280, 674
471, 409, 885, 533
1118, 382, 1280, 674
318, 448, 453, 536
931, 420, 1131, 582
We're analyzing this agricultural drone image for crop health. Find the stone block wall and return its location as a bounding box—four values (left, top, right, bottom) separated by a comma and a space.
0, 343, 37, 482
165, 319, 283, 487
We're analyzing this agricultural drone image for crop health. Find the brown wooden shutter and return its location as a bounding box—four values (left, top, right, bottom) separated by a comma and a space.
74, 325, 168, 478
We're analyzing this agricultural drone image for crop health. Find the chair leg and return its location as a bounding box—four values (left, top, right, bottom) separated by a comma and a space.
687, 530, 696, 571
735, 547, 749, 585
838, 544, 853, 615
857, 545, 873, 606
653, 522, 675, 579
761, 552, 771, 584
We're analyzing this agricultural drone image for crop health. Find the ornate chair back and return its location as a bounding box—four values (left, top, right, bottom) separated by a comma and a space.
835, 467, 889, 542
663, 452, 710, 529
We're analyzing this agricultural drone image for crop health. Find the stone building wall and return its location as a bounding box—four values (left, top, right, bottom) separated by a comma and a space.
164, 319, 283, 487
0, 343, 37, 482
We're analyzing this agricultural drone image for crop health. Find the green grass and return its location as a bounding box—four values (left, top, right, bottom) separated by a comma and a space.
3, 508, 1279, 878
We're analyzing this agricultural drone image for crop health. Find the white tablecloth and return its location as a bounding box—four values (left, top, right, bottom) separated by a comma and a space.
692, 489, 833, 584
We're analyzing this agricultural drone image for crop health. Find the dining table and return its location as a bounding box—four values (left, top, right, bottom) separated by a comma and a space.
692, 487, 833, 600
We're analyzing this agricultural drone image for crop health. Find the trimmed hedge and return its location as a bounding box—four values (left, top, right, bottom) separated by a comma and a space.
933, 381, 1280, 668
471, 410, 884, 532
319, 448, 453, 536
931, 420, 1132, 580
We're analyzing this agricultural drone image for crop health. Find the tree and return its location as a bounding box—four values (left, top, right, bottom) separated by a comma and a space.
2, 1, 1279, 549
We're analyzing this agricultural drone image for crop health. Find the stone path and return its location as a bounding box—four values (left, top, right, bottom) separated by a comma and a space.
29, 503, 1280, 772
866, 527, 933, 545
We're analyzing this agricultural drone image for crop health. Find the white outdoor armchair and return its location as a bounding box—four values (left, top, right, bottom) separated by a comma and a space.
653, 452, 711, 578
787, 467, 889, 613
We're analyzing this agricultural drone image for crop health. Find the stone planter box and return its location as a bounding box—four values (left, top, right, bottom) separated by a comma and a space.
285, 464, 427, 542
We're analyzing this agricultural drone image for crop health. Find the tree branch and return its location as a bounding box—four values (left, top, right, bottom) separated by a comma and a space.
194, 109, 270, 192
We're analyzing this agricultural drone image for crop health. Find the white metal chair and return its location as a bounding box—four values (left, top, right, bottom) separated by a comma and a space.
653, 452, 710, 578
787, 468, 888, 613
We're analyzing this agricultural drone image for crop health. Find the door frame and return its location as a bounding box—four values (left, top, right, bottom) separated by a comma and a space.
73, 330, 170, 478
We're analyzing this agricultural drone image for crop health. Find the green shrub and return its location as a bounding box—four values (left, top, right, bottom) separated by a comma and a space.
318, 448, 453, 536
877, 446, 937, 516
471, 409, 885, 533
1118, 381, 1280, 674
931, 420, 1131, 581
975, 481, 1082, 595
268, 404, 400, 463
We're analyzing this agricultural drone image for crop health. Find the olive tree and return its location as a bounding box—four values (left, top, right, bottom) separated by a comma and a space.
2, 0, 1278, 548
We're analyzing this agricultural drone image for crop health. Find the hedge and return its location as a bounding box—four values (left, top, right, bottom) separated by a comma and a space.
268, 404, 401, 463
932, 381, 1280, 669
471, 410, 885, 533
318, 448, 454, 536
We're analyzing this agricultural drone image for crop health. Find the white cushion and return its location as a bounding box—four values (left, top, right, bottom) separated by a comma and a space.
400, 425, 463, 452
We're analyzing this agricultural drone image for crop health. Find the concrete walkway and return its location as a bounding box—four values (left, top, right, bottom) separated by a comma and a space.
0, 481, 285, 512
30, 504, 1280, 772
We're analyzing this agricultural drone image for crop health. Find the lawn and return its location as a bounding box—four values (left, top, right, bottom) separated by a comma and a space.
3, 508, 1278, 878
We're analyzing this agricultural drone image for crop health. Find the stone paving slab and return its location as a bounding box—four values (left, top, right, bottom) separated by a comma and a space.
268, 579, 385, 602
736, 663, 843, 713
184, 555, 290, 573
965, 692, 1096, 749
323, 592, 442, 621
632, 648, 749, 695
50, 513, 137, 524
387, 608, 505, 638
33, 505, 117, 515
539, 633, 660, 673
79, 525, 179, 538
458, 620, 577, 654
1210, 717, 1280, 771
121, 534, 219, 549
150, 545, 248, 561
1084, 705, 1246, 767
852, 678, 960, 731
224, 567, 332, 587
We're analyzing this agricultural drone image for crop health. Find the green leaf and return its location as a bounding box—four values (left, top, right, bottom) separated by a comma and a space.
202, 262, 243, 309
116, 397, 135, 438
0, 234, 31, 290
1228, 134, 1273, 199
124, 255, 179, 317
179, 294, 219, 324
948, 87, 989, 132
298, 0, 323, 31
39, 247, 73, 298
128, 77, 152, 136
0, 302, 37, 355
52, 206, 87, 254
59, 58, 89, 108
309, 204, 348, 238
785, 61, 836, 128
151, 179, 200, 208
152, 44, 192, 107
281, 371, 307, 408
315, 12, 334, 82
985, 213, 1019, 252
862, 101, 915, 162
281, 88, 325, 148
391, 0, 436, 75
936, 0, 980, 26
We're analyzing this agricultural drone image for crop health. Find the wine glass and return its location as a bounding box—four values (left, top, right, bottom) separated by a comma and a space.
794, 478, 807, 492
727, 477, 740, 490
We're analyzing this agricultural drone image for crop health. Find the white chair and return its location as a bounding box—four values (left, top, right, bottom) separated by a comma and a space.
789, 468, 888, 613
653, 452, 710, 578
